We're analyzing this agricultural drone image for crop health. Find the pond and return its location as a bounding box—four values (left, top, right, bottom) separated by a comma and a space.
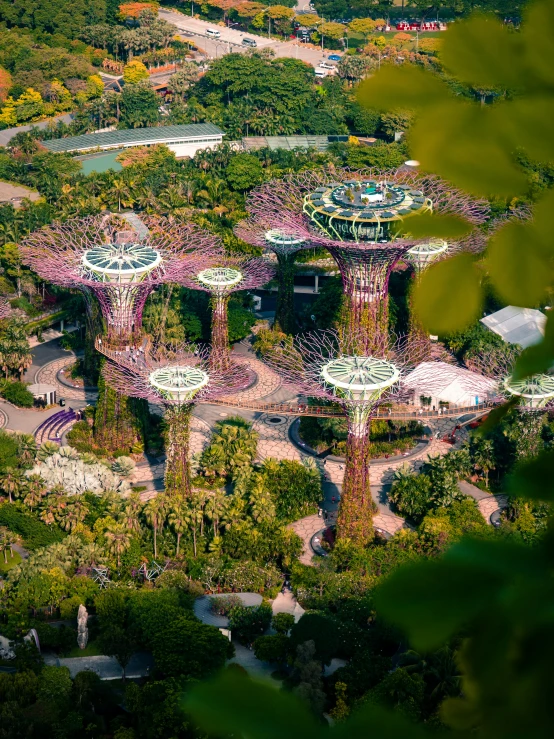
75, 150, 124, 175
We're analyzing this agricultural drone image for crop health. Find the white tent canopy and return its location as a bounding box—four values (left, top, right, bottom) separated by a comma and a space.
403, 362, 497, 407
481, 306, 546, 349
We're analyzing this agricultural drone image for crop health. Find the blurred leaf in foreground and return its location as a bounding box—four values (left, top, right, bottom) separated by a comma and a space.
507, 449, 554, 502
402, 212, 474, 239
413, 253, 483, 335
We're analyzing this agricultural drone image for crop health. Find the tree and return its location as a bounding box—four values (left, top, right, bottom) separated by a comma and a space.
168, 503, 188, 556
99, 625, 135, 681
119, 82, 159, 128
123, 60, 149, 84
0, 429, 19, 474
348, 18, 376, 43
0, 466, 26, 502
168, 63, 200, 100
225, 153, 264, 192
105, 522, 131, 567
150, 614, 234, 678
272, 612, 294, 635
389, 470, 433, 522
228, 604, 272, 645
290, 613, 339, 665
253, 633, 290, 664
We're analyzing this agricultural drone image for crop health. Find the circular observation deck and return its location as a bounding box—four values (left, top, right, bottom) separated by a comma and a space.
407, 239, 448, 272
320, 356, 400, 402
149, 365, 209, 403
303, 179, 433, 243
264, 229, 307, 250
504, 373, 554, 408
81, 243, 162, 284
197, 267, 243, 291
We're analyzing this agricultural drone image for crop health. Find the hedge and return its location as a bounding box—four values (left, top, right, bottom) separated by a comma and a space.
0, 504, 65, 549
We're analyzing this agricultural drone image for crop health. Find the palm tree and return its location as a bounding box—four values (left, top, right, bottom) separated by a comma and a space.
16, 434, 37, 465
168, 503, 188, 556
144, 497, 165, 558
105, 523, 131, 568
0, 467, 27, 503
470, 437, 494, 487
24, 474, 47, 511
204, 489, 227, 536
62, 499, 89, 532
40, 501, 57, 526
121, 493, 142, 534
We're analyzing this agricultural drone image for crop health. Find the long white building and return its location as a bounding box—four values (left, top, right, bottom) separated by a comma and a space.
42, 123, 224, 159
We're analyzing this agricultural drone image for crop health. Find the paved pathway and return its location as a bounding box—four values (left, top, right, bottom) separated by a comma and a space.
194, 592, 263, 628
35, 355, 97, 404
219, 355, 282, 403
46, 652, 154, 680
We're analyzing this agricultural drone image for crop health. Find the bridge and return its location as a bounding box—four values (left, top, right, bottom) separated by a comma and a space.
94, 337, 492, 422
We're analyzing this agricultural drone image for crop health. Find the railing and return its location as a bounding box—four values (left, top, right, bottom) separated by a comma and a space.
95, 336, 151, 363
205, 399, 493, 420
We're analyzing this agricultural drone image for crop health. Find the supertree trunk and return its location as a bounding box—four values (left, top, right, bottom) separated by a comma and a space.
407, 273, 428, 342
338, 294, 389, 355
210, 293, 231, 371
83, 300, 102, 384
94, 364, 148, 453
164, 404, 193, 497
274, 252, 296, 334
336, 414, 374, 544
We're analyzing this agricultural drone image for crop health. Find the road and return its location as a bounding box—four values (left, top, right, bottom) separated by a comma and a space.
159, 8, 325, 67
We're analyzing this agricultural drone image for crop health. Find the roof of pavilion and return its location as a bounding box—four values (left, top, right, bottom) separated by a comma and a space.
480, 306, 547, 349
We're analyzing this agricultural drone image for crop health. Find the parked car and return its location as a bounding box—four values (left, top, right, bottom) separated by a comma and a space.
242, 37, 257, 47
206, 28, 221, 38
319, 61, 336, 70
314, 67, 329, 78
328, 54, 342, 61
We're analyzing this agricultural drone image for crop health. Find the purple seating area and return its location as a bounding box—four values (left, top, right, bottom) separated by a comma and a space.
34, 409, 76, 444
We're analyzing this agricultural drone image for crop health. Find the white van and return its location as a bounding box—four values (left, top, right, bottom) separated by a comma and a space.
206, 28, 221, 38
314, 67, 328, 78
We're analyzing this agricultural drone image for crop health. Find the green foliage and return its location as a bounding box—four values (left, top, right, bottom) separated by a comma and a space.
260, 459, 321, 522
225, 153, 264, 192
290, 613, 339, 665
253, 633, 290, 664
0, 503, 64, 549
119, 82, 160, 128
272, 611, 294, 635
228, 603, 273, 645
0, 430, 19, 471
0, 380, 34, 407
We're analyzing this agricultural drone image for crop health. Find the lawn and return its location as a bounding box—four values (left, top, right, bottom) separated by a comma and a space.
66, 640, 104, 658
0, 550, 22, 574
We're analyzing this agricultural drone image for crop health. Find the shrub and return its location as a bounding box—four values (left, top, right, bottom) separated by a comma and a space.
65, 421, 94, 453
1, 381, 34, 407
0, 504, 65, 549
210, 594, 242, 616
272, 612, 295, 635
111, 456, 136, 476
261, 459, 321, 522
0, 430, 19, 471
228, 604, 272, 645
253, 633, 290, 664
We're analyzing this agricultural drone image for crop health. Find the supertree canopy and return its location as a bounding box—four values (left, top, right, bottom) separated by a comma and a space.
21, 213, 224, 453
180, 256, 274, 369
241, 168, 489, 352
466, 346, 554, 411
265, 328, 429, 544
103, 343, 249, 496
21, 213, 223, 340
235, 219, 310, 334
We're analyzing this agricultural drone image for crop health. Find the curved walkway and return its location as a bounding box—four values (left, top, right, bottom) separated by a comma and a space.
194, 593, 263, 627
36, 355, 98, 403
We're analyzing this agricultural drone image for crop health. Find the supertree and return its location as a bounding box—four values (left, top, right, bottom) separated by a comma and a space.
235, 220, 310, 334
0, 297, 10, 319
465, 345, 554, 411
180, 256, 274, 370
21, 214, 223, 451
264, 328, 431, 544
240, 168, 489, 352
102, 343, 249, 497
20, 214, 223, 341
